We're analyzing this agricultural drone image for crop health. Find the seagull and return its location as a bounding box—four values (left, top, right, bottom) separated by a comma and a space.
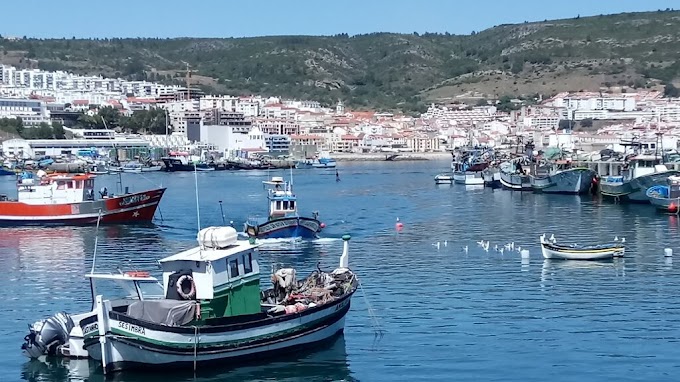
494, 244, 499, 252
614, 236, 619, 241
444, 240, 448, 247
549, 234, 555, 242
504, 243, 511, 250
463, 245, 468, 253
483, 242, 490, 252
477, 240, 485, 247
621, 237, 626, 243
499, 248, 504, 255
517, 246, 522, 252
433, 242, 440, 250
510, 242, 515, 251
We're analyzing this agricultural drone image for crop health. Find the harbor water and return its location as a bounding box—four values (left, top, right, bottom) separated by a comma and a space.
2, 161, 680, 381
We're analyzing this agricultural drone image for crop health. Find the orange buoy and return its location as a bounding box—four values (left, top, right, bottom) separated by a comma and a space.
669, 202, 677, 213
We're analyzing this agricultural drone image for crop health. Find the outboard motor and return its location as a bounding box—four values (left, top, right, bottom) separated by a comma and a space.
21, 312, 74, 358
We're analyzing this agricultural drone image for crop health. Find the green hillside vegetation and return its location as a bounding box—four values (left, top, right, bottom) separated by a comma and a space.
1, 9, 680, 112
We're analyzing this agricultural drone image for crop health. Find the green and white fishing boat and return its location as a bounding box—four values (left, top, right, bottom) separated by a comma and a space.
80, 226, 357, 373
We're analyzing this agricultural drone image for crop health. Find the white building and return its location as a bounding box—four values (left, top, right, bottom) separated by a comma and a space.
200, 95, 238, 112
2, 136, 150, 158
555, 96, 636, 112
0, 97, 51, 125
198, 125, 267, 155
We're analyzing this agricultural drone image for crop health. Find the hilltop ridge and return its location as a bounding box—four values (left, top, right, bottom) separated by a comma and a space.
2, 9, 680, 112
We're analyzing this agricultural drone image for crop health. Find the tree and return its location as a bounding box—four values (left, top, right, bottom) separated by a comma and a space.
664, 83, 680, 98
476, 98, 488, 106
52, 121, 66, 139
558, 119, 573, 130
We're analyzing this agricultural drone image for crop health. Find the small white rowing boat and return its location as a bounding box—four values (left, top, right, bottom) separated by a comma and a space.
434, 173, 453, 184
539, 234, 625, 260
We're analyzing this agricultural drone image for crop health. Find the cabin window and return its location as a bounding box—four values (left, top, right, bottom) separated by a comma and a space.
276, 201, 282, 210
229, 259, 239, 278
57, 181, 66, 190
67, 181, 74, 189
77, 181, 83, 189
282, 201, 289, 210
290, 201, 295, 209
85, 179, 94, 189
243, 253, 253, 274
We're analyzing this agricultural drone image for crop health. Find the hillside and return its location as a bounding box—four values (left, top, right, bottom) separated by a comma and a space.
2, 9, 680, 112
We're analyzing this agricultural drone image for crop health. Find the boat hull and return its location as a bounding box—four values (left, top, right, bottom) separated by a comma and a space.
245, 217, 321, 239
83, 294, 352, 372
0, 188, 165, 226
453, 171, 484, 185
540, 242, 625, 260
500, 172, 532, 191
482, 169, 501, 188
531, 168, 597, 194
600, 171, 680, 203
162, 159, 214, 172
0, 168, 14, 176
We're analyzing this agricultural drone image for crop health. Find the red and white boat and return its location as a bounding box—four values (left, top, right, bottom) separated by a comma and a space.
0, 172, 165, 226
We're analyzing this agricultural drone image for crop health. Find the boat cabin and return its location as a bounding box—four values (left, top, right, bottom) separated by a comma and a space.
16, 172, 96, 204
263, 176, 297, 219
158, 226, 261, 320
605, 155, 668, 183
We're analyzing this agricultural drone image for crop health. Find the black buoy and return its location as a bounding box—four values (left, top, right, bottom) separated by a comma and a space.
335, 169, 340, 182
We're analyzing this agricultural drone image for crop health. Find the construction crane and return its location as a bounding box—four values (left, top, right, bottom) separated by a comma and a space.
181, 61, 197, 101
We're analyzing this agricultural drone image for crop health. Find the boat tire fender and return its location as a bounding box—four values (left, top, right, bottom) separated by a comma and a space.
177, 275, 196, 300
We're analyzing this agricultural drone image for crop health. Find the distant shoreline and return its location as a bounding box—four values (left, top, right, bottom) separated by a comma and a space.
332, 152, 451, 162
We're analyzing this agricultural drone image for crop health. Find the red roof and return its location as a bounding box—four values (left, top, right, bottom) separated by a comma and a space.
72, 99, 89, 106
290, 134, 324, 140
341, 135, 360, 140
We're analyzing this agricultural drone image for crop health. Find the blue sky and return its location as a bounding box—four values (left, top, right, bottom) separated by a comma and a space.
3, 0, 678, 39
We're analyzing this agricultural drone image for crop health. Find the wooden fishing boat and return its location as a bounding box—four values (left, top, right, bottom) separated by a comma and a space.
0, 172, 165, 226
540, 234, 625, 260
79, 227, 356, 373
530, 161, 597, 194
244, 176, 322, 239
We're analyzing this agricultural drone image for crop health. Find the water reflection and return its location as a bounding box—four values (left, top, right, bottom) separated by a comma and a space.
21, 335, 355, 382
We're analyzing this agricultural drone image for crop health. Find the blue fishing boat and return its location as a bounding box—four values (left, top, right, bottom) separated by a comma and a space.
244, 176, 322, 239
646, 175, 680, 213
295, 157, 337, 169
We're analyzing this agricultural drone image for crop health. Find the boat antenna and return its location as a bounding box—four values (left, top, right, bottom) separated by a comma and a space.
90, 209, 103, 274
218, 200, 225, 225
194, 163, 201, 231
289, 164, 294, 190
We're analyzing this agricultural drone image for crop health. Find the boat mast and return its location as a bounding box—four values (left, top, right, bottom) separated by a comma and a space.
101, 116, 123, 194
194, 163, 201, 231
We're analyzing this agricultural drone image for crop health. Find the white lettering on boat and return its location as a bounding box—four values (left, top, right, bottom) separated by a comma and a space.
299, 220, 319, 232
118, 321, 146, 335
261, 219, 295, 232
83, 322, 98, 334
118, 194, 150, 207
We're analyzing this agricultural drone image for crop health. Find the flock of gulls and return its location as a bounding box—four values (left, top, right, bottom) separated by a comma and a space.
430, 234, 627, 254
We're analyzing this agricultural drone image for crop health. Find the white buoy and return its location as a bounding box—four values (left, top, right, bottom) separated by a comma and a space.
664, 248, 673, 257
520, 249, 530, 259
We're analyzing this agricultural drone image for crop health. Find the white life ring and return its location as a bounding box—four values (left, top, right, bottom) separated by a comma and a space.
176, 275, 196, 300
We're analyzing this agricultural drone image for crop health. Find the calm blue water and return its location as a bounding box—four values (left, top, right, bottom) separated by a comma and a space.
2, 161, 680, 382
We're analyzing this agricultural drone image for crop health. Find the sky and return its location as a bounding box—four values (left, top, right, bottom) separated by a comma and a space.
3, 0, 679, 39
